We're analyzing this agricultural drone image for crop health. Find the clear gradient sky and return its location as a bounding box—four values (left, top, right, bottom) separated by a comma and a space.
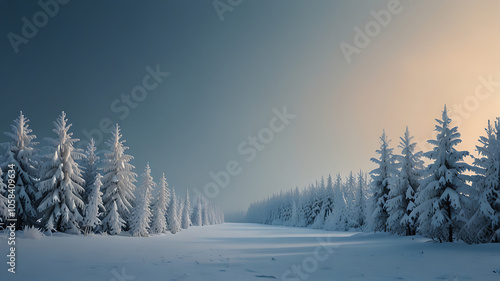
2, 1, 500, 212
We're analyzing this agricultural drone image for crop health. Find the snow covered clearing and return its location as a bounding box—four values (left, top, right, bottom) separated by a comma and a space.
2, 223, 499, 281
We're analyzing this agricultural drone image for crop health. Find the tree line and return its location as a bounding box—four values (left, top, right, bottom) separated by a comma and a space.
0, 111, 224, 236
246, 106, 500, 244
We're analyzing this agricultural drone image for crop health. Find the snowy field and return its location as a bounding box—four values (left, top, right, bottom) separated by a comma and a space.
2, 223, 500, 281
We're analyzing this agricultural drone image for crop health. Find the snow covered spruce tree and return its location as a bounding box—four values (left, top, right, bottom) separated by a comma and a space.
101, 200, 125, 235
151, 173, 170, 233
465, 119, 500, 243
181, 189, 191, 229
167, 187, 180, 234
386, 127, 423, 236
324, 174, 348, 231
344, 172, 358, 229
411, 106, 473, 242
287, 199, 299, 226
191, 195, 203, 226
177, 197, 184, 225
352, 171, 366, 229
82, 138, 100, 203
2, 111, 40, 229
82, 173, 105, 235
37, 112, 85, 233
323, 175, 334, 218
202, 196, 210, 226
301, 184, 316, 226
310, 178, 326, 229
101, 124, 137, 234
130, 163, 155, 237
370, 130, 394, 232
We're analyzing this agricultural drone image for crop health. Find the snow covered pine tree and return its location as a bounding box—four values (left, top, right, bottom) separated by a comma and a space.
370, 130, 394, 232
101, 124, 137, 234
181, 190, 191, 229
167, 187, 180, 234
130, 163, 155, 237
411, 106, 473, 242
82, 138, 100, 203
2, 111, 40, 229
151, 173, 170, 234
465, 119, 500, 243
37, 112, 85, 233
386, 127, 423, 236
82, 173, 105, 235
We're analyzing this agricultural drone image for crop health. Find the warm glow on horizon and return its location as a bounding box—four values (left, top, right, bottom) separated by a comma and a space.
296, 1, 500, 178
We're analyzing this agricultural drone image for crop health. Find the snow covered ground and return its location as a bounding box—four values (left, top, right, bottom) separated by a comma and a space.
2, 223, 500, 281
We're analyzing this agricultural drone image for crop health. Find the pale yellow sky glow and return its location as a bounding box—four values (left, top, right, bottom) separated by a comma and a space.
295, 0, 500, 183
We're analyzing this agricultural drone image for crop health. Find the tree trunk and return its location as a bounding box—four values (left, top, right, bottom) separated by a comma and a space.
447, 202, 453, 242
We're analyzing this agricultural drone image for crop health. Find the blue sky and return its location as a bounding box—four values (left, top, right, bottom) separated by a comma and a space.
2, 1, 500, 212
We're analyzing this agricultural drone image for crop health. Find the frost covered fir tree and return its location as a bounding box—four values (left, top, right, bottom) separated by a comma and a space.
101, 124, 137, 233
191, 195, 203, 226
287, 200, 299, 226
101, 200, 125, 235
295, 189, 308, 227
364, 172, 374, 230
324, 174, 348, 231
352, 171, 366, 229
37, 112, 85, 233
130, 163, 155, 237
82, 173, 105, 235
202, 196, 210, 226
345, 172, 359, 229
181, 190, 191, 229
465, 119, 500, 243
323, 175, 334, 219
310, 178, 326, 228
151, 173, 170, 233
167, 187, 180, 234
82, 138, 100, 203
370, 130, 394, 232
301, 184, 316, 226
177, 197, 184, 225
411, 106, 473, 242
0, 169, 9, 224
2, 111, 39, 229
311, 203, 326, 229
386, 127, 423, 236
